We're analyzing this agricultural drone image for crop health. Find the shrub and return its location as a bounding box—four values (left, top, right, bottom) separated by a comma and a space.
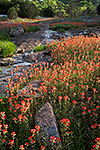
51, 24, 65, 30
0, 33, 10, 41
51, 24, 71, 31
24, 26, 40, 32
50, 21, 99, 31
41, 6, 55, 17
0, 0, 10, 14
19, 2, 39, 18
7, 7, 18, 19
58, 29, 66, 32
64, 24, 71, 30
0, 41, 16, 58
34, 45, 47, 52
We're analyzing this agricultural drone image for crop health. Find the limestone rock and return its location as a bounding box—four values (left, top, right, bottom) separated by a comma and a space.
10, 27, 24, 37
83, 30, 99, 37
0, 58, 16, 66
35, 102, 62, 149
22, 53, 37, 63
22, 50, 51, 63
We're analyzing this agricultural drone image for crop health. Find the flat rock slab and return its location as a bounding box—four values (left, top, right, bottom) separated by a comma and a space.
0, 58, 17, 66
10, 27, 24, 37
35, 102, 62, 149
22, 50, 52, 63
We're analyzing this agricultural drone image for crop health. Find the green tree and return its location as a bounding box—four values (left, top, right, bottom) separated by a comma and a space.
10, 0, 24, 6
66, 0, 80, 18
19, 1, 39, 18
80, 0, 96, 16
41, 6, 55, 17
7, 6, 18, 19
0, 0, 10, 14
33, 0, 67, 16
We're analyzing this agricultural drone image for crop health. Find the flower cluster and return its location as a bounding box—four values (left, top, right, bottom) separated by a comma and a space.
50, 21, 99, 30
0, 22, 40, 33
60, 118, 72, 137
92, 137, 100, 150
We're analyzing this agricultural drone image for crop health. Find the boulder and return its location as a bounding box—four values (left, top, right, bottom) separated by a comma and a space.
10, 27, 24, 37
0, 58, 16, 66
22, 50, 51, 63
22, 53, 37, 63
82, 30, 100, 38
16, 40, 42, 53
35, 102, 62, 149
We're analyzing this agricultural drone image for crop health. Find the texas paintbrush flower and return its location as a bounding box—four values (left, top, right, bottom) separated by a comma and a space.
0, 112, 6, 120
49, 136, 57, 143
40, 145, 46, 150
50, 21, 99, 29
19, 145, 25, 150
92, 137, 100, 150
60, 118, 70, 127
0, 30, 100, 149
35, 125, 40, 134
30, 129, 36, 136
8, 140, 14, 148
0, 22, 40, 33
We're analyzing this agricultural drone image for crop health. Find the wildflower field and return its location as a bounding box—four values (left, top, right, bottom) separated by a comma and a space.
0, 22, 40, 34
50, 21, 99, 31
0, 35, 100, 150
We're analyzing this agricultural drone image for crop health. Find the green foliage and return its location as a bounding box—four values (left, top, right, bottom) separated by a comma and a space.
51, 24, 64, 30
51, 24, 71, 31
0, 41, 16, 58
7, 7, 18, 19
24, 26, 40, 32
34, 0, 67, 17
34, 45, 48, 52
0, 0, 98, 18
65, 0, 97, 17
0, 33, 10, 41
19, 2, 39, 18
80, 1, 96, 16
11, 0, 24, 6
0, 0, 10, 14
41, 6, 55, 17
58, 28, 66, 32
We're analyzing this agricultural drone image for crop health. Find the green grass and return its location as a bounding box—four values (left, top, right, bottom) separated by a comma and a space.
34, 45, 48, 52
58, 29, 66, 32
24, 25, 40, 32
